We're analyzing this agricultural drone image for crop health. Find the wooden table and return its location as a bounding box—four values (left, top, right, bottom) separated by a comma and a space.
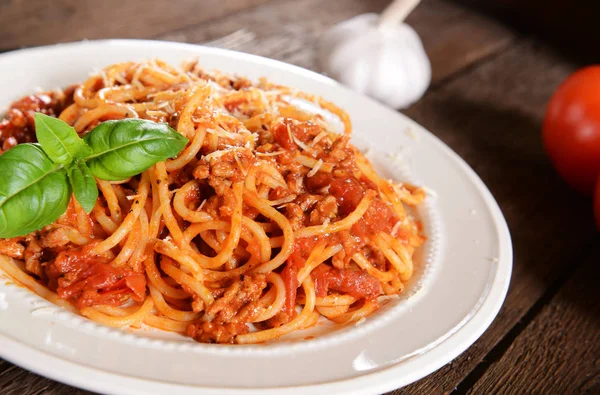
1, 0, 598, 393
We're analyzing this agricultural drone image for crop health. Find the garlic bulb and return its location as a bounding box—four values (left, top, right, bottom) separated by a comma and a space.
317, 13, 431, 109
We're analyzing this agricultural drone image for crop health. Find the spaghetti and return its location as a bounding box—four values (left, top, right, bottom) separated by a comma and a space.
0, 59, 425, 344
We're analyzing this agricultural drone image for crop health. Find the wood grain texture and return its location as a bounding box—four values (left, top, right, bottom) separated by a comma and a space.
0, 0, 595, 394
0, 0, 272, 50
0, 1, 516, 393
395, 39, 597, 393
0, 359, 94, 395
157, 0, 516, 84
453, 0, 600, 62
469, 250, 600, 394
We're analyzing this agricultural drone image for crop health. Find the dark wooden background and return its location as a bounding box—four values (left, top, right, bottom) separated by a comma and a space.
0, 0, 599, 393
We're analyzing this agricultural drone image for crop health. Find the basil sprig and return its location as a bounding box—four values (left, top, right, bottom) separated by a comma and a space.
84, 119, 189, 181
67, 160, 98, 214
0, 113, 188, 238
35, 113, 90, 164
0, 144, 71, 237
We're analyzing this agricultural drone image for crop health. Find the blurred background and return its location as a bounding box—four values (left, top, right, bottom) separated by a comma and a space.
1, 0, 600, 65
0, 0, 599, 394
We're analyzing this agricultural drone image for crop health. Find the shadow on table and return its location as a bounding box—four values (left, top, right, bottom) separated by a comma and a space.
452, 0, 600, 64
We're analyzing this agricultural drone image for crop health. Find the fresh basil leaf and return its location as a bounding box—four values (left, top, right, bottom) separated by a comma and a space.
0, 144, 70, 238
34, 113, 90, 164
67, 161, 98, 214
83, 119, 188, 180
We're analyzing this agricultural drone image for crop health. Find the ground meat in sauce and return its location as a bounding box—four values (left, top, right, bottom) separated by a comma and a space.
0, 70, 422, 345
205, 274, 267, 323
253, 120, 402, 328
0, 87, 75, 153
188, 274, 267, 342
187, 321, 250, 344
193, 149, 255, 195
0, 238, 25, 260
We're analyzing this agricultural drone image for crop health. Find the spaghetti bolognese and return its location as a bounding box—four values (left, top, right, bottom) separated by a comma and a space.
0, 59, 425, 344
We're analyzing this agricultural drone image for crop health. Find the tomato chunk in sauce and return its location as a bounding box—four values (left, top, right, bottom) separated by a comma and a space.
321, 174, 398, 237
276, 237, 319, 320
44, 242, 146, 309
278, 173, 398, 309
312, 264, 381, 301
271, 118, 313, 150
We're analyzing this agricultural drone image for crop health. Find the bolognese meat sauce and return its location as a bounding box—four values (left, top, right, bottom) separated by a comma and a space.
0, 88, 74, 153
0, 60, 425, 344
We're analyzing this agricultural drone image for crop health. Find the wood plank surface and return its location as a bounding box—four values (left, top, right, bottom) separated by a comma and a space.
454, 0, 600, 62
0, 0, 273, 50
396, 39, 598, 393
157, 0, 516, 83
469, 250, 600, 394
0, 359, 91, 395
0, 0, 596, 394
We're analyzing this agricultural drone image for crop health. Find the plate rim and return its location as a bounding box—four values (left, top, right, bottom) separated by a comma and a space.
0, 39, 513, 394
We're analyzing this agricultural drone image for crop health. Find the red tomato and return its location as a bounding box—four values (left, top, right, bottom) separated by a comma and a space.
594, 175, 600, 230
543, 66, 600, 195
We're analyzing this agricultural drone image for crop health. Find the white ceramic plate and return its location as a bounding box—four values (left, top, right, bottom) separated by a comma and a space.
0, 40, 512, 395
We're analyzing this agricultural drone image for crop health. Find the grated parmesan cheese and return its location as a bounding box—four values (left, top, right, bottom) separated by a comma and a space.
100, 70, 110, 87
292, 134, 313, 153
317, 185, 330, 194
231, 108, 249, 120
306, 159, 323, 178
296, 154, 333, 172
422, 186, 438, 198
391, 221, 402, 237
146, 110, 168, 117
268, 194, 297, 206
233, 150, 248, 176
126, 194, 143, 201
215, 126, 243, 140
132, 80, 145, 89
131, 65, 146, 89
310, 131, 329, 147
163, 103, 175, 114
385, 151, 405, 167
405, 126, 419, 141
256, 151, 285, 157
203, 146, 247, 162
286, 122, 294, 143
179, 72, 192, 83
359, 144, 373, 156
114, 72, 129, 86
